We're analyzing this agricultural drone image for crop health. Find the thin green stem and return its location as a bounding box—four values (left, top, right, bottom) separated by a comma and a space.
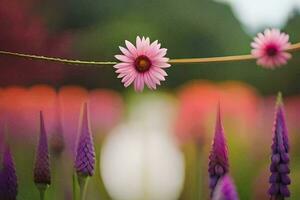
0, 42, 299, 66
36, 184, 48, 200
39, 189, 45, 200
72, 173, 79, 200
78, 176, 89, 200
169, 54, 254, 64
289, 42, 300, 52
0, 50, 117, 66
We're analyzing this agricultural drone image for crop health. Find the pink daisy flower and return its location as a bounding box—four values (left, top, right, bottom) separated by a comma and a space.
114, 36, 171, 92
251, 28, 291, 69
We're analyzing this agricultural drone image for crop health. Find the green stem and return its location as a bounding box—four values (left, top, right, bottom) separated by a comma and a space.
72, 173, 79, 200
36, 184, 48, 200
39, 189, 45, 200
0, 42, 299, 66
78, 176, 89, 200
0, 50, 116, 66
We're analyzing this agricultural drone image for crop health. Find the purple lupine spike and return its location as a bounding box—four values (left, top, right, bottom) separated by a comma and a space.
74, 103, 95, 177
269, 93, 290, 199
50, 96, 65, 156
0, 146, 18, 200
208, 105, 229, 196
34, 111, 51, 186
212, 175, 239, 200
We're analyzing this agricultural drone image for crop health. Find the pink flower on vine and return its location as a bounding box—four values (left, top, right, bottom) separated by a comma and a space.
251, 29, 291, 69
114, 36, 171, 92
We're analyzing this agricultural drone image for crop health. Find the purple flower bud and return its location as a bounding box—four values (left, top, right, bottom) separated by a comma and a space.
34, 111, 51, 186
212, 175, 239, 200
74, 103, 95, 177
208, 105, 229, 196
0, 146, 18, 200
269, 93, 290, 199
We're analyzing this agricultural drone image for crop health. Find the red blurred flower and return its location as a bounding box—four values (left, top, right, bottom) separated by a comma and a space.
0, 86, 32, 138
0, 85, 59, 141
174, 81, 260, 145
26, 85, 57, 134
175, 81, 219, 145
88, 89, 123, 135
219, 81, 260, 127
0, 85, 124, 153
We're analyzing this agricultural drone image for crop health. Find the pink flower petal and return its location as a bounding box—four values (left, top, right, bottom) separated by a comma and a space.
150, 69, 166, 81
119, 46, 134, 58
153, 62, 171, 68
134, 75, 145, 92
136, 36, 143, 53
125, 40, 138, 57
115, 66, 134, 74
149, 73, 161, 85
152, 48, 167, 58
122, 72, 136, 84
113, 63, 131, 69
124, 74, 136, 87
153, 57, 169, 63
115, 55, 134, 63
144, 73, 155, 90
117, 73, 126, 78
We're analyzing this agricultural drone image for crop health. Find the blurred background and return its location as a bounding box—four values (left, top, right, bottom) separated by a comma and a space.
0, 0, 300, 94
0, 0, 300, 199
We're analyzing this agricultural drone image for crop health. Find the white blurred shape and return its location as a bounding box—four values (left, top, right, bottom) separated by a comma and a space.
101, 125, 144, 200
216, 0, 300, 32
127, 93, 176, 131
145, 131, 185, 200
101, 119, 184, 200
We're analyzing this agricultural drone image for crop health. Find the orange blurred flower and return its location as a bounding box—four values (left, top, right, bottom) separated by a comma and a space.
0, 86, 32, 138
174, 80, 260, 145
0, 85, 124, 154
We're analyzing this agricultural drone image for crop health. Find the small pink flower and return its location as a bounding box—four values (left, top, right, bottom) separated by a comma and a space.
251, 29, 291, 69
114, 36, 171, 92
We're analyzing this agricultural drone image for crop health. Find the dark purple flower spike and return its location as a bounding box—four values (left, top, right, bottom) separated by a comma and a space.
34, 111, 51, 199
208, 105, 229, 196
212, 175, 239, 200
74, 103, 96, 177
74, 103, 96, 200
269, 93, 290, 200
0, 146, 18, 200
